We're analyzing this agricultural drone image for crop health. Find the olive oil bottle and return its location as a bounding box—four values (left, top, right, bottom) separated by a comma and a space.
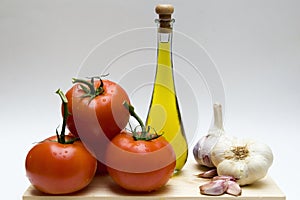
146, 4, 188, 173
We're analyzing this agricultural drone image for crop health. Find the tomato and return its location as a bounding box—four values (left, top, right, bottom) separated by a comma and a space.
106, 131, 176, 192
105, 102, 176, 192
65, 77, 130, 140
25, 89, 97, 194
25, 135, 97, 194
64, 77, 130, 172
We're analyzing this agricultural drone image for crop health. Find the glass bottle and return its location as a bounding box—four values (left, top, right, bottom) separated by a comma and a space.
146, 4, 188, 173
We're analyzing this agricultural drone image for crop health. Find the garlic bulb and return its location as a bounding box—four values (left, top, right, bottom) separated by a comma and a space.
193, 103, 230, 167
211, 138, 273, 186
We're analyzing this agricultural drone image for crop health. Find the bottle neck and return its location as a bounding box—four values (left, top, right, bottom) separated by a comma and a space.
156, 18, 174, 64
154, 19, 175, 92
158, 31, 172, 44
156, 32, 172, 68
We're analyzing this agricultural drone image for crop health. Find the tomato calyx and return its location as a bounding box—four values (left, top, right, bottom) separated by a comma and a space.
72, 75, 108, 101
56, 89, 79, 144
123, 101, 162, 141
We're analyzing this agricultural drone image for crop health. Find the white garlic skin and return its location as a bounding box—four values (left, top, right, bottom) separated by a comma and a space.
193, 103, 227, 168
193, 129, 226, 168
193, 135, 214, 167
211, 138, 273, 186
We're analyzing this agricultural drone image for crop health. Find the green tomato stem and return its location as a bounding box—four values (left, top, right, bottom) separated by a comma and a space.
123, 101, 145, 129
123, 101, 161, 141
72, 77, 105, 101
55, 89, 70, 144
72, 78, 96, 95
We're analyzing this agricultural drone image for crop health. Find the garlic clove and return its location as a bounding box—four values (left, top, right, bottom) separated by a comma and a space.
226, 181, 242, 196
199, 180, 228, 196
212, 175, 236, 182
197, 168, 217, 178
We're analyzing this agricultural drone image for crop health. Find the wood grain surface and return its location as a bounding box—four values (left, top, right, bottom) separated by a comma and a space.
23, 159, 285, 200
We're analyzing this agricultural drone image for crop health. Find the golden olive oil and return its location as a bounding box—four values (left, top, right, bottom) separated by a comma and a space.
146, 8, 188, 172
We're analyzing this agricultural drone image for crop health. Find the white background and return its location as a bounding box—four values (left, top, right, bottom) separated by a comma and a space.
1, 0, 299, 199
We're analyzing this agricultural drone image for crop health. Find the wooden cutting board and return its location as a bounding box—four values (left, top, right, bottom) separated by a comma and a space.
23, 159, 285, 200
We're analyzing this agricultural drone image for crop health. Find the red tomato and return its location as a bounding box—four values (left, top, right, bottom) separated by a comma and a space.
106, 131, 176, 192
25, 135, 97, 194
64, 78, 130, 173
65, 78, 130, 140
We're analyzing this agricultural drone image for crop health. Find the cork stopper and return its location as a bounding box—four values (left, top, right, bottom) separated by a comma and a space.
156, 4, 174, 20
155, 4, 174, 33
